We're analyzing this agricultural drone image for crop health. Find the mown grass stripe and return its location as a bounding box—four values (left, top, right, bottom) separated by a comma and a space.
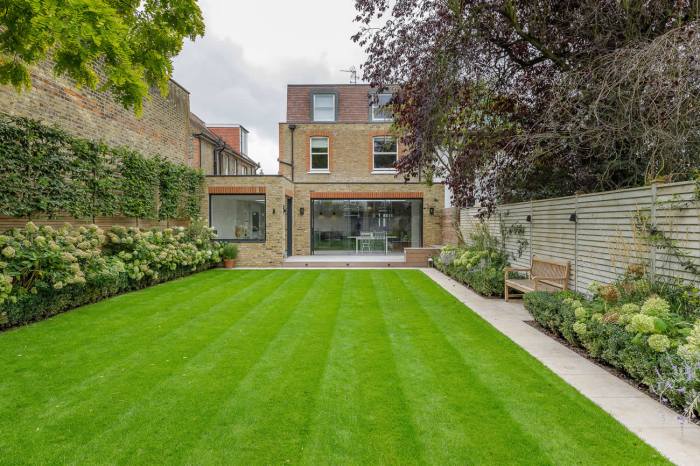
301, 271, 423, 465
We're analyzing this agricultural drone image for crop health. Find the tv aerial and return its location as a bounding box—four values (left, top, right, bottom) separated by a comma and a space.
340, 66, 358, 84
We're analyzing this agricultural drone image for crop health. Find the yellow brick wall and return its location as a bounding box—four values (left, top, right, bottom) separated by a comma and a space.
290, 183, 444, 256
279, 123, 423, 183
204, 176, 293, 267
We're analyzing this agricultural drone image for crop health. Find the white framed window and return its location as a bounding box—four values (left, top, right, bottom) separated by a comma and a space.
313, 94, 336, 122
310, 137, 330, 172
371, 93, 393, 122
372, 136, 398, 172
240, 130, 248, 154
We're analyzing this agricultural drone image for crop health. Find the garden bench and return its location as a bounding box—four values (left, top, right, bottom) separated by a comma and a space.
504, 256, 570, 302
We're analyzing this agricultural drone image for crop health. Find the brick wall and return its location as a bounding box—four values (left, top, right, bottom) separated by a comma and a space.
287, 84, 374, 123
209, 126, 241, 153
441, 207, 461, 245
279, 122, 410, 183
0, 61, 191, 165
203, 176, 294, 267
291, 182, 444, 256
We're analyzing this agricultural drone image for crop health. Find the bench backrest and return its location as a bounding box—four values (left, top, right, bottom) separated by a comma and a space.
531, 256, 570, 289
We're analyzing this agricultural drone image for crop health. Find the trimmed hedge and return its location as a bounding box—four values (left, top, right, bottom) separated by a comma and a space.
524, 276, 700, 419
0, 221, 222, 328
0, 113, 204, 220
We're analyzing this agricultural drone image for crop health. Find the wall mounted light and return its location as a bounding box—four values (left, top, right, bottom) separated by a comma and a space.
429, 207, 435, 216
300, 207, 305, 216
526, 215, 531, 222
569, 213, 577, 222
272, 208, 276, 215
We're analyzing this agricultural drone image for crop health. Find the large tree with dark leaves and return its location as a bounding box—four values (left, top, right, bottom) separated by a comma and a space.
353, 0, 700, 209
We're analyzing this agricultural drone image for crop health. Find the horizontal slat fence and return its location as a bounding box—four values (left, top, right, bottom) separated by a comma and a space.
459, 181, 699, 293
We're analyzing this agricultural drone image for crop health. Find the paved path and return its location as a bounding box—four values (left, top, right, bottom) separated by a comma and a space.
423, 268, 700, 466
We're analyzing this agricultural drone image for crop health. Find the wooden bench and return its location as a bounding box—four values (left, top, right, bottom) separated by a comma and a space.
504, 256, 570, 301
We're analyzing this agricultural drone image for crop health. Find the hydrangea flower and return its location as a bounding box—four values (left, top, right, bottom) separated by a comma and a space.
641, 296, 671, 319
1, 246, 15, 258
678, 320, 700, 362
626, 314, 657, 334
620, 303, 640, 314
647, 334, 671, 353
574, 306, 588, 321
573, 321, 588, 336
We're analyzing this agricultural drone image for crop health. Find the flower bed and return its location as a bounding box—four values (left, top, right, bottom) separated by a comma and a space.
434, 245, 509, 297
524, 268, 700, 419
0, 221, 223, 328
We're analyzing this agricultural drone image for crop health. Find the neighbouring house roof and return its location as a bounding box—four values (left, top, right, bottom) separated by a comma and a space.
189, 112, 259, 168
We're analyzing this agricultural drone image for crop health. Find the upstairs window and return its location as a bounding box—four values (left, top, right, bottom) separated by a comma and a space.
371, 93, 393, 122
373, 136, 397, 171
313, 94, 336, 122
310, 137, 330, 172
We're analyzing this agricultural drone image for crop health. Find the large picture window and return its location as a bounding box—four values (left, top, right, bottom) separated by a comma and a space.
310, 137, 329, 172
373, 136, 398, 171
312, 199, 422, 255
313, 94, 336, 122
210, 194, 266, 241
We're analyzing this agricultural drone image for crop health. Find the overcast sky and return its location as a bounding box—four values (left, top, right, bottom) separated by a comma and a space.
173, 0, 367, 174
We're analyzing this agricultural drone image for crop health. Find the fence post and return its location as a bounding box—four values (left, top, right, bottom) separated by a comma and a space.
529, 200, 533, 265
649, 183, 657, 282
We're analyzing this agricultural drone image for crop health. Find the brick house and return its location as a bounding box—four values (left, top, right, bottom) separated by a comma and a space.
204, 84, 444, 266
190, 113, 259, 175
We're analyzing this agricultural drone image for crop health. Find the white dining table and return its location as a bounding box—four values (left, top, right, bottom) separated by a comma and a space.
348, 234, 398, 254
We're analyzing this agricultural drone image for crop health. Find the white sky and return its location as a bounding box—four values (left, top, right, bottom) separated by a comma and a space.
173, 0, 367, 174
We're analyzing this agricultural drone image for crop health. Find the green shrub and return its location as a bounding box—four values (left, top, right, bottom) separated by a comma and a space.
0, 113, 204, 221
523, 278, 700, 419
221, 243, 239, 260
0, 221, 222, 328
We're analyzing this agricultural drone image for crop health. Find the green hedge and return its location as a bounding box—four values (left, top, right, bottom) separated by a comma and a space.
524, 276, 700, 419
0, 113, 204, 220
0, 221, 223, 328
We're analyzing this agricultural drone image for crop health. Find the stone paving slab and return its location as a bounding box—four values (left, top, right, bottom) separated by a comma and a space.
423, 268, 700, 466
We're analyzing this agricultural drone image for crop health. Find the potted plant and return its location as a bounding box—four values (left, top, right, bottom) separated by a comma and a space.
221, 243, 239, 269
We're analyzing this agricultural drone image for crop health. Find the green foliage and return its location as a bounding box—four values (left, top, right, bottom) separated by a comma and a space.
524, 276, 700, 419
0, 221, 222, 328
0, 113, 204, 220
435, 242, 510, 297
221, 243, 239, 260
116, 148, 160, 219
0, 0, 205, 114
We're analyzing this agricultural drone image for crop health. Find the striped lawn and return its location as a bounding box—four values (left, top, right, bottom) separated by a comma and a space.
0, 269, 667, 465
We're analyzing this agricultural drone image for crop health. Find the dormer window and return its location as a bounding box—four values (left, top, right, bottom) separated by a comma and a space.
313, 94, 336, 122
371, 93, 393, 122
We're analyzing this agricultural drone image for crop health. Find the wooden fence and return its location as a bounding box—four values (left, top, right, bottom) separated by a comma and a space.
459, 181, 699, 292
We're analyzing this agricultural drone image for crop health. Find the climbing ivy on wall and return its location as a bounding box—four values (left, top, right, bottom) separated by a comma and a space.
0, 113, 203, 220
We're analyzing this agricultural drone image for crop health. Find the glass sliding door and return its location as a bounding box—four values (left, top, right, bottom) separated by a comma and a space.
311, 199, 422, 255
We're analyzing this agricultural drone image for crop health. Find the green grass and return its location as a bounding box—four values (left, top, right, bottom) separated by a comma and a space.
0, 270, 667, 465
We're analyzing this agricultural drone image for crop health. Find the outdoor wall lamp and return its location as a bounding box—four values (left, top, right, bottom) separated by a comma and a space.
300, 207, 305, 216
569, 213, 577, 222
526, 215, 531, 222
429, 207, 435, 216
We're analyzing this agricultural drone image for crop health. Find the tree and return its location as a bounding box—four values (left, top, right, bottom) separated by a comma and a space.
353, 0, 700, 209
0, 0, 205, 114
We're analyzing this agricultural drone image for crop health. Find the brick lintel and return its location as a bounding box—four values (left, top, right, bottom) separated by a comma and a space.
208, 186, 266, 194
310, 191, 423, 200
